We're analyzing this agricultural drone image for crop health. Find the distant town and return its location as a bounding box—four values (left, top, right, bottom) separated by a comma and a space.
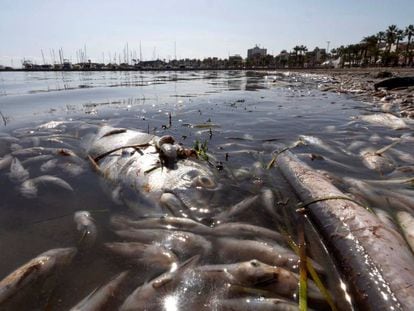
1, 24, 413, 71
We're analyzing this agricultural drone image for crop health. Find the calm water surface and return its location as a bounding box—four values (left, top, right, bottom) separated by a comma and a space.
0, 71, 413, 310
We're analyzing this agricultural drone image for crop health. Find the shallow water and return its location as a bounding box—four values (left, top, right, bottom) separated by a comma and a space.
0, 71, 413, 310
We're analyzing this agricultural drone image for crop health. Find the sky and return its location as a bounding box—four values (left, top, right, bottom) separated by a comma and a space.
1, 0, 413, 66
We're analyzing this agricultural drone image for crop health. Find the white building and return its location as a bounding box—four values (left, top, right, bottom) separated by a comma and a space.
247, 45, 267, 59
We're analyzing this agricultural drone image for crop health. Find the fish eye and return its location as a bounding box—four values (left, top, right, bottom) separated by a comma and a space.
196, 175, 216, 188
250, 260, 260, 267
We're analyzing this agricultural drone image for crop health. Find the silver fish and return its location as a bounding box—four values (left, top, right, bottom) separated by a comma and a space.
276, 149, 414, 309
214, 195, 259, 222
195, 260, 322, 301
0, 247, 77, 304
119, 255, 199, 311
21, 154, 54, 166
9, 157, 29, 183
359, 113, 408, 130
115, 228, 212, 259
74, 211, 97, 247
396, 211, 414, 254
40, 158, 58, 172
69, 271, 128, 311
212, 222, 284, 244
211, 297, 304, 311
298, 135, 337, 154
214, 237, 324, 274
87, 126, 222, 215
360, 149, 395, 174
110, 214, 212, 235
20, 175, 73, 198
104, 242, 178, 270
0, 154, 12, 170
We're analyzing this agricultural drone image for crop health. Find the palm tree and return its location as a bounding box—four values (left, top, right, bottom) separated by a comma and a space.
386, 25, 398, 52
298, 45, 307, 67
293, 45, 300, 67
405, 24, 414, 65
396, 30, 405, 50
361, 35, 378, 65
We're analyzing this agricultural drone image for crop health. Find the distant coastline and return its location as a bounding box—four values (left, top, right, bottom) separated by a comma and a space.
1, 67, 413, 72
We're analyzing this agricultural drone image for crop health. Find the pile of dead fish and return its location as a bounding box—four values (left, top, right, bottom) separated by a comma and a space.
0, 121, 330, 310
0, 212, 330, 310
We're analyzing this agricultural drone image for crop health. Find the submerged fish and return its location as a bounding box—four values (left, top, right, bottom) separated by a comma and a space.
211, 222, 284, 244
104, 242, 178, 270
9, 157, 29, 183
359, 113, 408, 130
110, 214, 212, 235
210, 297, 304, 311
20, 175, 73, 198
115, 228, 212, 259
74, 211, 97, 247
70, 271, 128, 311
87, 126, 226, 217
0, 247, 77, 304
119, 255, 199, 311
360, 149, 395, 174
396, 211, 414, 254
195, 260, 323, 302
213, 237, 324, 274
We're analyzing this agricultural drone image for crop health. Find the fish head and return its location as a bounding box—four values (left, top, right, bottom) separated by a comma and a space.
235, 260, 279, 286
161, 160, 225, 216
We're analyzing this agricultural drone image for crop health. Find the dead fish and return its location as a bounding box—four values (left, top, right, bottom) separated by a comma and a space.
119, 255, 199, 311
58, 163, 85, 176
212, 222, 284, 244
396, 211, 414, 254
388, 148, 414, 164
195, 260, 322, 302
374, 208, 400, 233
214, 237, 324, 274
21, 154, 54, 166
0, 154, 12, 170
110, 214, 212, 235
9, 157, 29, 183
74, 211, 97, 247
298, 135, 337, 154
9, 143, 22, 152
0, 247, 77, 304
69, 271, 128, 311
211, 297, 304, 311
40, 159, 58, 172
276, 150, 414, 310
214, 195, 259, 222
87, 126, 223, 216
115, 228, 212, 259
20, 175, 73, 198
104, 242, 178, 270
11, 147, 58, 157
359, 113, 408, 130
360, 149, 395, 174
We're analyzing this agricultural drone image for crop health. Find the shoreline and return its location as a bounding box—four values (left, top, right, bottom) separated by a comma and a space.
296, 68, 414, 119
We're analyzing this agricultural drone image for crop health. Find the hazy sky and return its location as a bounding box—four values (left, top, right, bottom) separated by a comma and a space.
1, 0, 413, 66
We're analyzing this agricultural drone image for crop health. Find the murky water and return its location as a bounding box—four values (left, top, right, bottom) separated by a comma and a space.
0, 71, 413, 310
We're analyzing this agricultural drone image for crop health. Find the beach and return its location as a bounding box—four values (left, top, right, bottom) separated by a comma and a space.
313, 68, 414, 118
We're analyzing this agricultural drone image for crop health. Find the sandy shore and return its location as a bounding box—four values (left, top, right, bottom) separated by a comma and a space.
310, 68, 414, 118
